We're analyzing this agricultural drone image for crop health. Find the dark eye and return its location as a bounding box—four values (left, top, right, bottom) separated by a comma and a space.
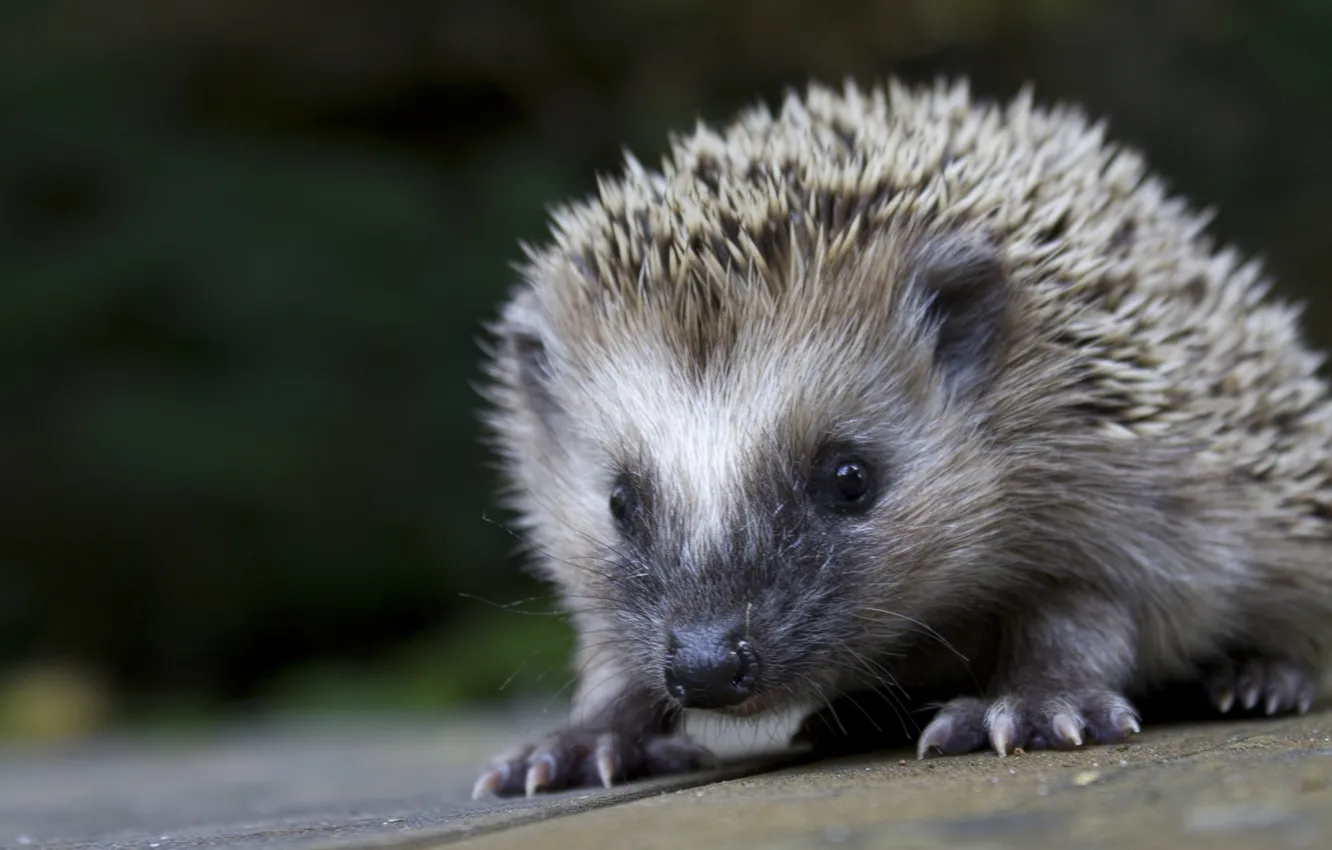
834, 461, 870, 502
609, 477, 637, 524
813, 453, 877, 514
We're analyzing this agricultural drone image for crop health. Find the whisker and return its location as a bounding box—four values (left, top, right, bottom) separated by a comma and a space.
481, 513, 614, 581
859, 606, 971, 668
843, 650, 917, 738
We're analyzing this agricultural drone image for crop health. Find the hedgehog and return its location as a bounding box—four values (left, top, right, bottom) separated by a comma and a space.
471, 77, 1332, 798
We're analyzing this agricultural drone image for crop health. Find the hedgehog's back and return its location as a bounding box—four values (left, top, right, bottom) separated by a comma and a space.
520, 77, 1332, 534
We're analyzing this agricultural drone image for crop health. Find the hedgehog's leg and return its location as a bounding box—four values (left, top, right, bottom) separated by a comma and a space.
472, 646, 715, 798
917, 589, 1142, 758
1201, 654, 1317, 716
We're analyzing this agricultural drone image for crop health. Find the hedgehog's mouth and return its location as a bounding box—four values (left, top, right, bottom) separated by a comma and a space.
702, 690, 789, 719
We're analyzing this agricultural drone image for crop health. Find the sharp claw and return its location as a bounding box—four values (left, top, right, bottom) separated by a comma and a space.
472, 768, 505, 800
1214, 688, 1235, 713
1105, 700, 1141, 738
1297, 679, 1316, 715
1265, 691, 1281, 716
989, 712, 1016, 757
1051, 712, 1083, 748
1240, 683, 1260, 711
594, 734, 619, 789
524, 753, 555, 798
916, 718, 948, 760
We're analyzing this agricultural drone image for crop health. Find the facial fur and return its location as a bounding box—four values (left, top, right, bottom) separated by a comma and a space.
484, 223, 1043, 717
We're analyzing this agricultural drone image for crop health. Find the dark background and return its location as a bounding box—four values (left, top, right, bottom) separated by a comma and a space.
1, 0, 1330, 741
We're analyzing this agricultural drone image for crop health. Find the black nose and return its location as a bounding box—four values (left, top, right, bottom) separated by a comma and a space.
664, 626, 758, 709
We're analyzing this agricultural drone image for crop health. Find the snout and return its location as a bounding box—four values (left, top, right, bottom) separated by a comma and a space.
664, 624, 759, 709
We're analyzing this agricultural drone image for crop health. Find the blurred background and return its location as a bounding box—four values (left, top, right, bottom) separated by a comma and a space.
1, 0, 1330, 743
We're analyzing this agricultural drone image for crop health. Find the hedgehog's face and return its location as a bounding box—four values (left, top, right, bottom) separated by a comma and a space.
490, 229, 1017, 718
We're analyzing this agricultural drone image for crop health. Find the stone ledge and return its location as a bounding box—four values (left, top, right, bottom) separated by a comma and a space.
4, 710, 1330, 850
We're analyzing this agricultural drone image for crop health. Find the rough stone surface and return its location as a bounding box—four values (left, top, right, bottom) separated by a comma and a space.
449, 713, 1332, 850
0, 708, 796, 850
3, 708, 1332, 850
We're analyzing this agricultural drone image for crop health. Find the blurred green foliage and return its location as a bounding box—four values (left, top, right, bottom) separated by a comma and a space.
0, 0, 1330, 737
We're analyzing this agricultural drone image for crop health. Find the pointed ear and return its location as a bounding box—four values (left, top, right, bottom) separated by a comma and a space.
507, 328, 563, 428
908, 233, 1011, 395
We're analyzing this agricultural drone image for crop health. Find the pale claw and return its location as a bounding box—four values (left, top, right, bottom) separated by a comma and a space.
1051, 712, 1084, 748
916, 697, 989, 759
472, 767, 506, 801
524, 752, 556, 797
987, 709, 1016, 757
594, 733, 619, 789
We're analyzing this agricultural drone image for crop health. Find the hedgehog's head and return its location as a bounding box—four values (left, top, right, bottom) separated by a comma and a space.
482, 218, 1027, 719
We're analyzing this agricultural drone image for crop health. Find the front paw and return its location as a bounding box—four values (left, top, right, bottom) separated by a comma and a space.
917, 689, 1141, 759
472, 728, 717, 798
1203, 656, 1316, 716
